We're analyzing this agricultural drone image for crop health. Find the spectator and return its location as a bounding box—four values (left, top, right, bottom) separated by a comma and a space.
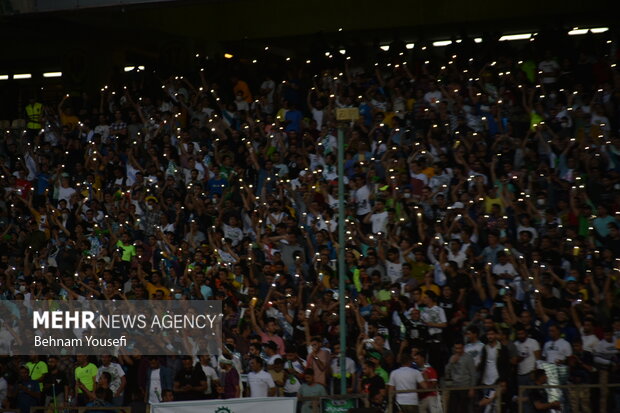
219, 357, 240, 399
247, 357, 275, 397
445, 342, 477, 413
145, 357, 173, 404
387, 354, 425, 413
298, 368, 327, 413
173, 356, 207, 401
529, 369, 562, 412
16, 366, 41, 413
96, 354, 126, 406
74, 355, 98, 406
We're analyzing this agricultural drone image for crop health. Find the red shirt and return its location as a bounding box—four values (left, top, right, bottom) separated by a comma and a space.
419, 364, 438, 399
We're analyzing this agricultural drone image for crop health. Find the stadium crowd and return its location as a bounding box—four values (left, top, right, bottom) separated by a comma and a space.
1, 27, 620, 413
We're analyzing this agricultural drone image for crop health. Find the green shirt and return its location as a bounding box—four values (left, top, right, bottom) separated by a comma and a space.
26, 361, 48, 390
116, 240, 137, 262
75, 363, 98, 393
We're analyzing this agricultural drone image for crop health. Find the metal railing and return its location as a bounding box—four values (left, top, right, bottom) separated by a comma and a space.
517, 383, 620, 413
387, 384, 501, 413
29, 407, 132, 413
298, 393, 368, 413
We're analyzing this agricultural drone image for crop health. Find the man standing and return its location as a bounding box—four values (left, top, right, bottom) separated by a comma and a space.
542, 325, 572, 364
306, 336, 330, 388
360, 361, 386, 410
96, 355, 126, 406
414, 351, 441, 413
514, 325, 541, 386
479, 328, 511, 386
145, 357, 173, 405
16, 366, 41, 413
74, 355, 97, 406
445, 342, 477, 413
529, 369, 562, 412
25, 97, 43, 137
42, 356, 70, 408
298, 368, 327, 413
464, 326, 485, 370
387, 354, 425, 413
567, 339, 593, 413
196, 354, 220, 399
247, 357, 275, 397
173, 356, 207, 401
219, 357, 240, 399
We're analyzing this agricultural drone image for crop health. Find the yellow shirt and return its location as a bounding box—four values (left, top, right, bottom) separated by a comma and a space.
420, 284, 441, 297
484, 196, 505, 213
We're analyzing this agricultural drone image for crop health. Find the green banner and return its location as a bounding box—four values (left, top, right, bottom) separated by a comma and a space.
321, 398, 357, 413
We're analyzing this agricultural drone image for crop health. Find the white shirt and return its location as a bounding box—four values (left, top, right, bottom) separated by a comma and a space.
579, 329, 600, 353
465, 341, 485, 368
248, 369, 275, 397
424, 90, 443, 106
538, 60, 560, 84
386, 260, 403, 284
330, 356, 356, 379
284, 359, 305, 393
482, 343, 500, 385
370, 211, 388, 234
420, 305, 446, 336
200, 364, 218, 395
58, 186, 77, 203
514, 338, 540, 375
97, 362, 125, 393
353, 185, 371, 216
260, 79, 276, 103
222, 223, 244, 246
542, 338, 572, 363
312, 108, 325, 130
387, 366, 424, 406
148, 368, 162, 404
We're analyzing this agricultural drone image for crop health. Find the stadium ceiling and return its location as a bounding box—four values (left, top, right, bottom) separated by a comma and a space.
0, 0, 614, 86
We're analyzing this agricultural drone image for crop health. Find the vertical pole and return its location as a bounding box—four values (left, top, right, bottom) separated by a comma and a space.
337, 127, 347, 395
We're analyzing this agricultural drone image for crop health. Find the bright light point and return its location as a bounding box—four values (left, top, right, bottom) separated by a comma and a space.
433, 40, 452, 47
406, 43, 415, 49
379, 45, 390, 51
499, 33, 532, 41
0, 75, 9, 80
13, 73, 31, 79
43, 72, 62, 78
474, 37, 483, 43
224, 53, 233, 59
123, 66, 135, 72
252, 59, 257, 63
339, 49, 346, 55
568, 29, 588, 35
590, 27, 609, 33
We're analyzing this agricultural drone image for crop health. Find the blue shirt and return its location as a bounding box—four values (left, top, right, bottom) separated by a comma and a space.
35, 172, 51, 196
285, 109, 303, 133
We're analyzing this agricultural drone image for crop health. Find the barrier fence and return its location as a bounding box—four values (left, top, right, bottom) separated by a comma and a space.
24, 407, 132, 413
298, 393, 368, 413
517, 383, 620, 413
387, 384, 501, 413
